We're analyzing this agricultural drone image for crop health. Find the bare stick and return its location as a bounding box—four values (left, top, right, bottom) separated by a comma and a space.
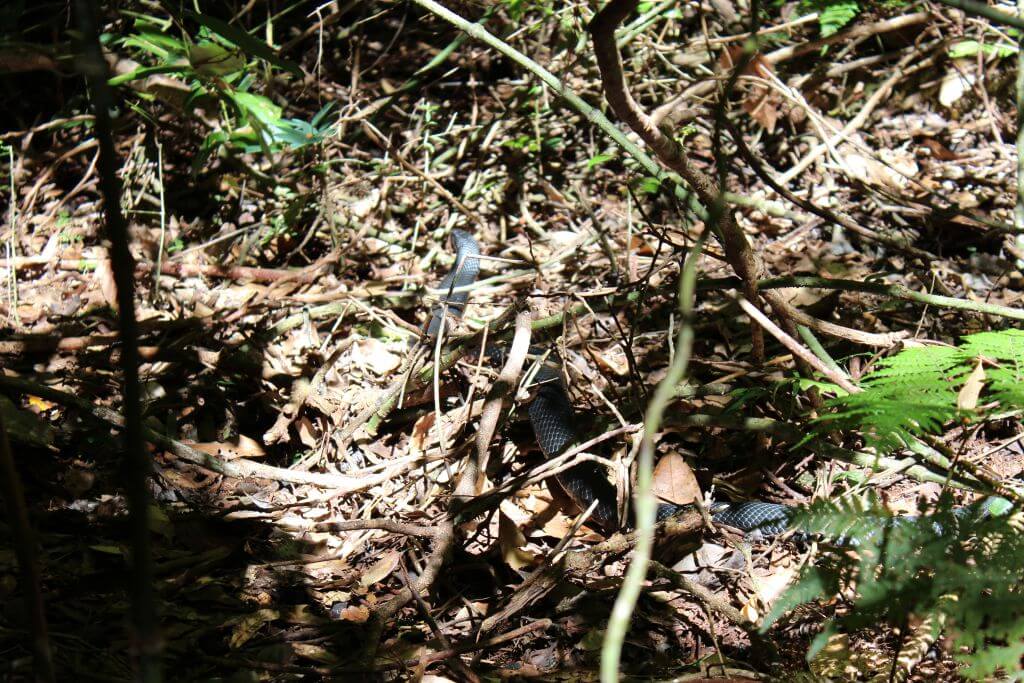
75, 2, 159, 677
736, 296, 861, 394
454, 309, 532, 510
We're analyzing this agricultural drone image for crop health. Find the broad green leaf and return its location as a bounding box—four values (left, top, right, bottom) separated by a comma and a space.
185, 10, 302, 76
230, 91, 283, 128
188, 41, 246, 77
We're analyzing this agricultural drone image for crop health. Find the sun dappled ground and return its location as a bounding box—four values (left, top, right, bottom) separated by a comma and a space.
1, 0, 1023, 679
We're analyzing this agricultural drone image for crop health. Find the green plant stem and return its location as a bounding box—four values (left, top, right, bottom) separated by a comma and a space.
934, 0, 1024, 30
616, 0, 677, 47
406, 0, 708, 224
601, 235, 705, 681
701, 275, 1024, 323
797, 324, 845, 376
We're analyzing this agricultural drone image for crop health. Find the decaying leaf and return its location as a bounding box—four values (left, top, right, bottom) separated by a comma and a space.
938, 59, 975, 108
652, 453, 702, 506
185, 434, 266, 460
228, 609, 279, 648
291, 642, 340, 664
352, 338, 401, 375
335, 604, 370, 623
410, 411, 436, 454
358, 550, 401, 589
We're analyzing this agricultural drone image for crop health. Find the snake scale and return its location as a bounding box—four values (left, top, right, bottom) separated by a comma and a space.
424, 229, 1006, 540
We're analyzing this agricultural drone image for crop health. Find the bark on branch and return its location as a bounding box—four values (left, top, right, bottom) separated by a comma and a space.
589, 0, 812, 362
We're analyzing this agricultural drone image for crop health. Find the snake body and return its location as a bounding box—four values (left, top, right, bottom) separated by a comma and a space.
426, 230, 1006, 539
426, 229, 795, 535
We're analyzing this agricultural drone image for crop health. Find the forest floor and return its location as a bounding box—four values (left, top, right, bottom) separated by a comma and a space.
1, 1, 1023, 680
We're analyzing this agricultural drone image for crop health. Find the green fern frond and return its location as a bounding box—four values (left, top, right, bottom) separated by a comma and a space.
866, 344, 967, 380
812, 330, 1024, 453
962, 329, 1024, 409
801, 0, 861, 37
770, 494, 1024, 680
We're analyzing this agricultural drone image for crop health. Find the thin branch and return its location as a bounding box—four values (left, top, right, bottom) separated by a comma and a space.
453, 308, 532, 512
736, 296, 861, 394
74, 1, 159, 678
602, 233, 705, 681
755, 275, 1024, 323
589, 0, 772, 362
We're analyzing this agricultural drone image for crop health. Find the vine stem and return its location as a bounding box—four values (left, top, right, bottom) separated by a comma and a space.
601, 235, 705, 680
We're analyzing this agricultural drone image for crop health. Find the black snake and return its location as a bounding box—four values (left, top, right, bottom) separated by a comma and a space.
424, 229, 1006, 540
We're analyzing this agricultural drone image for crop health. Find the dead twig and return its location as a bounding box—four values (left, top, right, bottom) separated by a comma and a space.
453, 308, 532, 511
735, 296, 861, 394
590, 0, 816, 366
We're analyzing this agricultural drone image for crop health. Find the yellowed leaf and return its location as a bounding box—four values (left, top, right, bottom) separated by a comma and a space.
957, 360, 986, 411
26, 395, 56, 412
498, 510, 536, 570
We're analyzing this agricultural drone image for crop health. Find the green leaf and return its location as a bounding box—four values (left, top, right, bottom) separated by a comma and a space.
188, 40, 246, 77
90, 545, 124, 555
586, 152, 615, 169
108, 64, 192, 87
230, 91, 283, 128
819, 0, 859, 36
635, 176, 663, 195
949, 40, 1017, 59
121, 31, 186, 60
800, 0, 860, 37
184, 10, 302, 76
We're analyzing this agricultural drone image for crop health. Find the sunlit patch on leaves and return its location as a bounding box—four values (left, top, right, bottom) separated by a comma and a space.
634, 176, 663, 195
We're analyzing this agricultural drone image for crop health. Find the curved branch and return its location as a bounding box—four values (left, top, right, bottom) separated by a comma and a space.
589, 0, 808, 363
